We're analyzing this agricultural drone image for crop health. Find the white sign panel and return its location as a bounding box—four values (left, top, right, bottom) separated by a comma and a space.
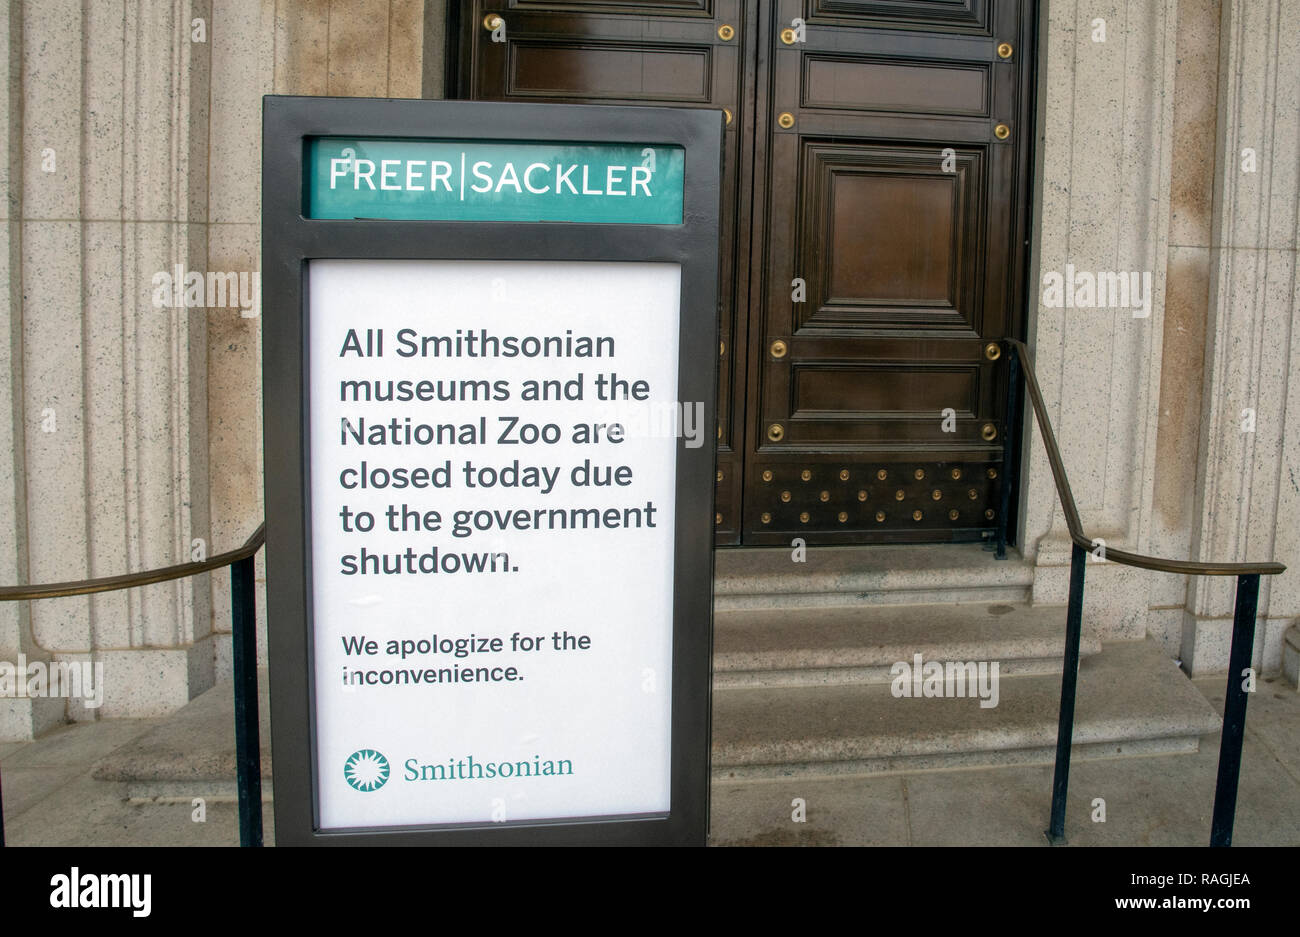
307, 259, 682, 829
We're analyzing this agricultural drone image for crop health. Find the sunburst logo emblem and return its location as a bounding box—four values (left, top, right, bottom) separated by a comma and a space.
343, 749, 390, 792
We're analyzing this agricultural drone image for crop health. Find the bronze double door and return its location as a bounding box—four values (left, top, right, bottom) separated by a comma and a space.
455, 1, 1036, 546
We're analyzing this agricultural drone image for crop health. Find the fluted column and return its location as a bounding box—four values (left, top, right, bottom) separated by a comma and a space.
1182, 0, 1300, 674
1022, 0, 1177, 642
2, 0, 213, 733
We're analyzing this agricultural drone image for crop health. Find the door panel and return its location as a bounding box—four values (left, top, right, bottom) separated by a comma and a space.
509, 1, 715, 13
802, 56, 990, 116
809, 0, 990, 32
804, 143, 983, 326
507, 43, 714, 100
454, 1, 1036, 547
458, 0, 754, 544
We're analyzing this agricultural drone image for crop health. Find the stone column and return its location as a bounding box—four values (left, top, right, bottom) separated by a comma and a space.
2, 0, 213, 734
1182, 0, 1300, 674
1022, 0, 1177, 641
0, 2, 64, 739
205, 0, 272, 677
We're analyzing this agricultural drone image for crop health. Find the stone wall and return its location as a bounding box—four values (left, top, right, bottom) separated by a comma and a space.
1023, 0, 1299, 678
2, 0, 1296, 737
0, 0, 435, 738
1184, 0, 1300, 675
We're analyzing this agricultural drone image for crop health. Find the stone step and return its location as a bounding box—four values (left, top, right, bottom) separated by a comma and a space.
711, 639, 1221, 780
95, 642, 1215, 798
713, 602, 1102, 688
714, 542, 1034, 611
92, 673, 272, 803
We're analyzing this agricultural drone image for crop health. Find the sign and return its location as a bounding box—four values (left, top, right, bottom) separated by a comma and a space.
308, 138, 686, 223
262, 97, 721, 845
310, 259, 683, 829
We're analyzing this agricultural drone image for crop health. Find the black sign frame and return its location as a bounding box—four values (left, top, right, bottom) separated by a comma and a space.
261, 96, 721, 846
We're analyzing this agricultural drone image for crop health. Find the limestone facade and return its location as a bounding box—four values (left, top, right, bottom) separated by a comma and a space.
1, 0, 1296, 737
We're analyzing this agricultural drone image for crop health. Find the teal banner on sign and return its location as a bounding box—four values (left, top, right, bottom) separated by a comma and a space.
307, 138, 685, 224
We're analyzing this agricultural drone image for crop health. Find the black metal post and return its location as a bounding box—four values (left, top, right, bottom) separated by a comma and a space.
0, 758, 6, 847
231, 554, 263, 847
995, 343, 1019, 560
1047, 542, 1087, 843
1209, 574, 1260, 847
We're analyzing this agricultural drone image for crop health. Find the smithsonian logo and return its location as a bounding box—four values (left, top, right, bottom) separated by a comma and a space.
342, 749, 576, 790
344, 749, 391, 791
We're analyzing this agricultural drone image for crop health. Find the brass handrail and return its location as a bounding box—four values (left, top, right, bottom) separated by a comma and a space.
1008, 339, 1284, 577
1009, 337, 1285, 846
0, 523, 267, 602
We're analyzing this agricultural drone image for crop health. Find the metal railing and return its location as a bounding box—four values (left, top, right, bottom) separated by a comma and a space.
995, 338, 1285, 846
0, 523, 267, 847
